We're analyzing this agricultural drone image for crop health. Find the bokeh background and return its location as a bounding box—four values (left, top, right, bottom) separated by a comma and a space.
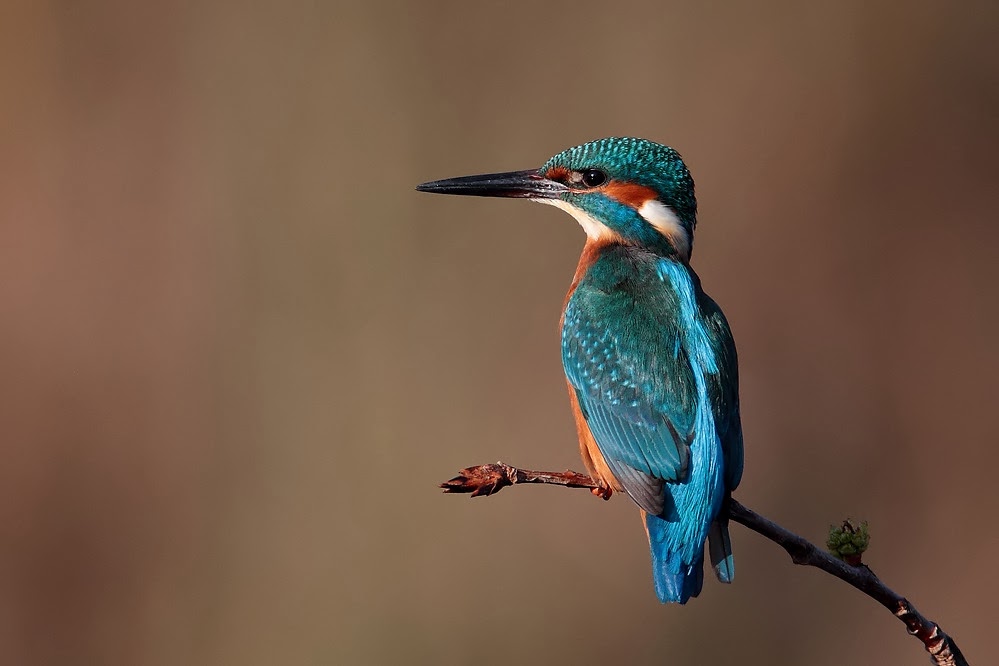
3, 1, 998, 664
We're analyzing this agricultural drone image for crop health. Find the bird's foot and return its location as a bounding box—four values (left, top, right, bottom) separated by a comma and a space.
591, 484, 613, 501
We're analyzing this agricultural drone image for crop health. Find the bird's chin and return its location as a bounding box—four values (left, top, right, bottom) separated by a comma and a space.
533, 198, 618, 242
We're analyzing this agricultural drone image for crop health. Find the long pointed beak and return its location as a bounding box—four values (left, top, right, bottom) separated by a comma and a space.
416, 169, 567, 199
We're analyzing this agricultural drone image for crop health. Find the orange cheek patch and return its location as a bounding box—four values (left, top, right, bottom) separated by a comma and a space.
603, 181, 658, 208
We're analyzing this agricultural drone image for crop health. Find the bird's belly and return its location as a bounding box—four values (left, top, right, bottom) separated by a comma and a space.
566, 381, 622, 491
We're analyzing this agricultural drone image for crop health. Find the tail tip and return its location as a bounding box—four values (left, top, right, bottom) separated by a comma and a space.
652, 563, 704, 604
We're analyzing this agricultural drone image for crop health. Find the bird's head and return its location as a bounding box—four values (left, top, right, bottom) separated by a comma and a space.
417, 137, 697, 260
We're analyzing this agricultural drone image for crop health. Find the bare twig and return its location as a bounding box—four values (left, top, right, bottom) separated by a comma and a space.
441, 462, 969, 666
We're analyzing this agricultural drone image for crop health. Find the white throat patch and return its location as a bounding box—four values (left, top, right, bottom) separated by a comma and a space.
534, 198, 617, 241
638, 199, 690, 259
534, 197, 690, 258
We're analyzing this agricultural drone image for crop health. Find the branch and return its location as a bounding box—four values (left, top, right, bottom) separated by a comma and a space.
441, 462, 969, 666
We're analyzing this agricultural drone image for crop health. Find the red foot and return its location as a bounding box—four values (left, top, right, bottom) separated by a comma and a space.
591, 485, 613, 501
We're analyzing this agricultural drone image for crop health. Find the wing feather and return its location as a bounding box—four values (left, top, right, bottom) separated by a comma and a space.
562, 275, 697, 516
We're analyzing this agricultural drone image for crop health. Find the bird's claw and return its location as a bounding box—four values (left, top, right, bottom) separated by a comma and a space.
590, 484, 613, 501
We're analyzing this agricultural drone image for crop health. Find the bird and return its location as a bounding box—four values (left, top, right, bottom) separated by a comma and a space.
417, 137, 743, 604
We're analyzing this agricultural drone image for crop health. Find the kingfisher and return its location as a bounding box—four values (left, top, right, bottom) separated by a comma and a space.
417, 137, 743, 604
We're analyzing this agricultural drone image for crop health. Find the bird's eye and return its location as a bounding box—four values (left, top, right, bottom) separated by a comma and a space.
580, 169, 607, 187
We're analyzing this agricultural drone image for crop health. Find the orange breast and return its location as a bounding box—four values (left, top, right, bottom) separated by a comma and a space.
561, 238, 624, 492
566, 382, 621, 492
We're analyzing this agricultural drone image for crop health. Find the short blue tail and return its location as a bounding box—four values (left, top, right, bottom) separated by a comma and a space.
646, 512, 734, 604
646, 512, 703, 604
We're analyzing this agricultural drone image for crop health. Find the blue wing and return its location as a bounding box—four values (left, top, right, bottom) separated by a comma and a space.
702, 295, 743, 493
562, 270, 700, 517
700, 294, 743, 582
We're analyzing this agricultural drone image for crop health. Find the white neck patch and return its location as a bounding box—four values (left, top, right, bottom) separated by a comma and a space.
534, 198, 617, 242
534, 196, 691, 258
638, 199, 690, 260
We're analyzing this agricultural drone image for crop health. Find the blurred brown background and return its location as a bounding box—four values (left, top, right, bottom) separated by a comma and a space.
2, 1, 997, 664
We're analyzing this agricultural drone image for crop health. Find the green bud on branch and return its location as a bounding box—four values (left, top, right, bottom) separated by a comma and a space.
827, 519, 870, 566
